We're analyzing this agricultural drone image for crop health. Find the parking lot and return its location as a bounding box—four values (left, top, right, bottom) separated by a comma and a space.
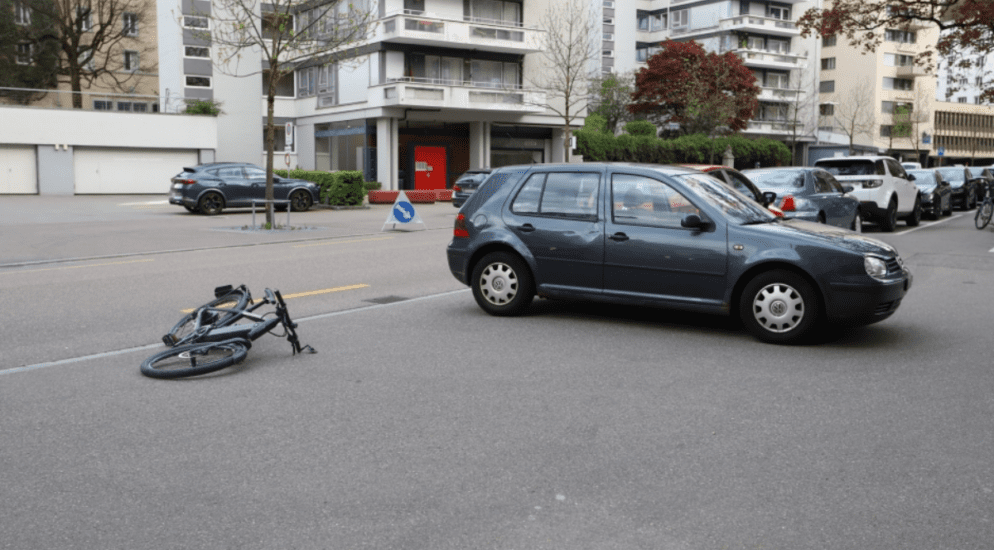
2, 196, 994, 549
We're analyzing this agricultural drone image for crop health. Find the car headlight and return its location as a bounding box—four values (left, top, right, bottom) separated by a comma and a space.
864, 255, 888, 280
861, 179, 884, 188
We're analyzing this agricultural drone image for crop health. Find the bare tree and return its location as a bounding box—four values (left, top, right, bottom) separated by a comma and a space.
19, 0, 156, 108
204, 0, 377, 227
779, 69, 819, 165
825, 78, 877, 155
528, 0, 599, 162
905, 83, 931, 164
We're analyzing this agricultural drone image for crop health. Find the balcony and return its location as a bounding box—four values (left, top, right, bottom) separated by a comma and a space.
368, 78, 546, 113
743, 119, 801, 135
728, 47, 807, 70
374, 10, 546, 54
719, 16, 800, 37
758, 87, 801, 102
896, 64, 928, 77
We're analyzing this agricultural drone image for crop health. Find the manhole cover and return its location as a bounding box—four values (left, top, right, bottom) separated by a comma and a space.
364, 295, 409, 305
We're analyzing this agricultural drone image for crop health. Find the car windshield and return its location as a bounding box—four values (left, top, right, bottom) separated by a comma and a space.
967, 167, 989, 178
744, 169, 805, 189
671, 172, 775, 225
456, 172, 490, 184
816, 160, 876, 176
908, 171, 935, 186
934, 167, 965, 183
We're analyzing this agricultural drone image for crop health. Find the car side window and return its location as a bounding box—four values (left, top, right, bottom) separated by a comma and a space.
875, 160, 887, 176
822, 172, 846, 193
887, 159, 907, 179
243, 166, 266, 179
510, 172, 599, 219
723, 171, 757, 198
213, 167, 244, 179
612, 174, 699, 229
814, 172, 833, 193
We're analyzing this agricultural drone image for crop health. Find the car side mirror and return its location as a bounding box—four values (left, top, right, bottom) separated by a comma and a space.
842, 185, 854, 193
762, 191, 777, 206
907, 174, 916, 181
681, 213, 708, 230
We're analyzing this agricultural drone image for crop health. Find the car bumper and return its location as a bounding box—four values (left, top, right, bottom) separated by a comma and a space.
825, 270, 912, 324
446, 244, 470, 285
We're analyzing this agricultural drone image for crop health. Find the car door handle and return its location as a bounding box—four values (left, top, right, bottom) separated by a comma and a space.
518, 224, 536, 233
609, 232, 629, 242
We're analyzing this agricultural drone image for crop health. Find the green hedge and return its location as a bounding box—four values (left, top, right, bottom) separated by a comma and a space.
576, 129, 791, 169
274, 169, 366, 206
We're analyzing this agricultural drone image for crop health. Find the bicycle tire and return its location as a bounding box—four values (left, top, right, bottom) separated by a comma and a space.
141, 339, 249, 379
976, 200, 993, 230
164, 287, 252, 346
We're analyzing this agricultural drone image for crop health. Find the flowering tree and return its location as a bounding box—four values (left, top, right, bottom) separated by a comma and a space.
797, 0, 994, 103
629, 40, 760, 136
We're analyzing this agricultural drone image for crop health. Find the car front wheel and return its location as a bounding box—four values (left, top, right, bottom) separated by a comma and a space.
290, 190, 313, 212
471, 252, 534, 316
739, 270, 820, 344
878, 198, 898, 232
905, 195, 921, 226
198, 192, 224, 216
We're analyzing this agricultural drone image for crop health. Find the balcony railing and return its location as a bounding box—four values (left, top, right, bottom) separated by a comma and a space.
369, 77, 546, 112
719, 16, 800, 36
758, 87, 801, 102
376, 10, 546, 54
896, 64, 928, 77
744, 119, 802, 133
0, 87, 205, 114
730, 47, 807, 69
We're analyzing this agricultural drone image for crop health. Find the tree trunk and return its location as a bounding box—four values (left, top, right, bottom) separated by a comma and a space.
265, 91, 276, 228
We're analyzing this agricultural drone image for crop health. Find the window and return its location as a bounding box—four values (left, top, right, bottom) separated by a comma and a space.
124, 51, 139, 71
263, 69, 295, 97
883, 77, 913, 91
819, 80, 835, 93
298, 66, 315, 96
821, 58, 836, 70
765, 72, 788, 89
822, 35, 836, 47
185, 46, 210, 58
958, 97, 967, 103
884, 53, 914, 67
768, 6, 790, 20
15, 43, 32, 65
123, 12, 138, 36
671, 9, 688, 28
747, 36, 765, 50
604, 17, 614, 25
76, 7, 91, 32
14, 1, 30, 25
93, 100, 112, 110
603, 33, 614, 41
637, 13, 649, 30
603, 50, 614, 58
511, 173, 599, 219
185, 75, 211, 87
885, 29, 916, 43
652, 13, 666, 30
819, 104, 834, 116
767, 39, 789, 53
881, 101, 912, 114
78, 53, 94, 71
183, 15, 209, 29
612, 174, 699, 228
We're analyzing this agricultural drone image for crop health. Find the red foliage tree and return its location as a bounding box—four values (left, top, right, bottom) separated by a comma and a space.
629, 40, 760, 136
797, 0, 994, 103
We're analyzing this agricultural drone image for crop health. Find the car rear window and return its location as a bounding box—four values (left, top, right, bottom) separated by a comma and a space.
908, 171, 935, 185
815, 160, 878, 176
746, 169, 805, 189
456, 172, 490, 184
934, 167, 965, 183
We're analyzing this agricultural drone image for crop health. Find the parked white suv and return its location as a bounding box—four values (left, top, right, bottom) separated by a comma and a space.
814, 156, 921, 231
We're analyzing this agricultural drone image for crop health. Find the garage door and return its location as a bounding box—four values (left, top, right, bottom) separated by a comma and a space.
0, 145, 38, 194
74, 148, 199, 194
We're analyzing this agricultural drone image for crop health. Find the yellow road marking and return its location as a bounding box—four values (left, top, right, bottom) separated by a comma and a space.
181, 284, 369, 313
293, 236, 395, 248
0, 258, 154, 275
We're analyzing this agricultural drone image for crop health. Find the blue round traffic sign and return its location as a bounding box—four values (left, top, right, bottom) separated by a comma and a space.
393, 201, 415, 223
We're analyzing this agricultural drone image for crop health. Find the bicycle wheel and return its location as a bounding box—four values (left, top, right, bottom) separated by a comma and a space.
164, 287, 251, 346
141, 340, 249, 379
976, 200, 993, 230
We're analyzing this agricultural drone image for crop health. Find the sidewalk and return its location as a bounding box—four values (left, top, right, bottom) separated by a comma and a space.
0, 195, 459, 267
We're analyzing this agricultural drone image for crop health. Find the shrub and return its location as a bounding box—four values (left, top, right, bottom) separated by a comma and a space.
322, 171, 365, 206
364, 181, 382, 191
623, 120, 657, 137
183, 99, 223, 116
582, 113, 609, 133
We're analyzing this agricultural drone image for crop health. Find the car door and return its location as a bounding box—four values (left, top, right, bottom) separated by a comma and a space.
503, 171, 604, 295
603, 172, 728, 308
812, 170, 848, 226
212, 166, 252, 206
886, 159, 917, 211
241, 165, 276, 205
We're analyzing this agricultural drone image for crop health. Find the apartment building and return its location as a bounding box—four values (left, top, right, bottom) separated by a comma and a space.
599, 0, 819, 161
156, 0, 576, 192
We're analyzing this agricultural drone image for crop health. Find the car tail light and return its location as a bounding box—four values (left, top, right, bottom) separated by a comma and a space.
174, 179, 196, 184
454, 213, 469, 238
453, 185, 462, 193
779, 195, 796, 211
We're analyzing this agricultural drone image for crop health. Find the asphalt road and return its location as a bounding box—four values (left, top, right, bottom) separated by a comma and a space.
1, 197, 993, 549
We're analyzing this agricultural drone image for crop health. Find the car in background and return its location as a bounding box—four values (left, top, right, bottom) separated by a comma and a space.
447, 163, 912, 344
907, 169, 952, 219
452, 169, 493, 208
966, 166, 994, 202
901, 162, 922, 171
814, 156, 921, 231
933, 166, 978, 210
677, 164, 784, 217
169, 163, 320, 215
742, 167, 861, 231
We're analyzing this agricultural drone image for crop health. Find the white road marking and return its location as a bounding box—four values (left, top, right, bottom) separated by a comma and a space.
895, 213, 963, 236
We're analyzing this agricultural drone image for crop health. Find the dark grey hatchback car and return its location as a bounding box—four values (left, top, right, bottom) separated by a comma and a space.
169, 163, 320, 215
447, 163, 912, 344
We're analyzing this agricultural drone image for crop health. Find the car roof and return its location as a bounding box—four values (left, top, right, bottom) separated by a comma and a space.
676, 164, 726, 172
815, 156, 895, 162
495, 163, 702, 176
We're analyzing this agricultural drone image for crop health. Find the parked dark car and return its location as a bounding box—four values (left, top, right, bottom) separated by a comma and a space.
933, 166, 977, 210
447, 163, 912, 344
907, 169, 952, 219
743, 167, 861, 231
452, 168, 493, 208
169, 163, 320, 215
677, 164, 784, 217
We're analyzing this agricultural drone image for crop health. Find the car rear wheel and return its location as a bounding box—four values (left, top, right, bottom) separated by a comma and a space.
878, 198, 898, 232
198, 192, 224, 216
850, 209, 862, 232
471, 252, 534, 316
905, 195, 921, 226
290, 190, 313, 212
739, 270, 820, 344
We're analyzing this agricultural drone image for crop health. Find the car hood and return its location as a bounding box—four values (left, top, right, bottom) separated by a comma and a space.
915, 182, 937, 193
745, 219, 898, 255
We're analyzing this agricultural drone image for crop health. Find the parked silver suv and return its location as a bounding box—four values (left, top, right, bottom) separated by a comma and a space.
814, 156, 921, 232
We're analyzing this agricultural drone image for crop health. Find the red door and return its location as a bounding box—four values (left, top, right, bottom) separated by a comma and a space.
414, 146, 447, 190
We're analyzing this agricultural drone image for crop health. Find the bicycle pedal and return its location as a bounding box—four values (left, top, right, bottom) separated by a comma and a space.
162, 334, 176, 346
